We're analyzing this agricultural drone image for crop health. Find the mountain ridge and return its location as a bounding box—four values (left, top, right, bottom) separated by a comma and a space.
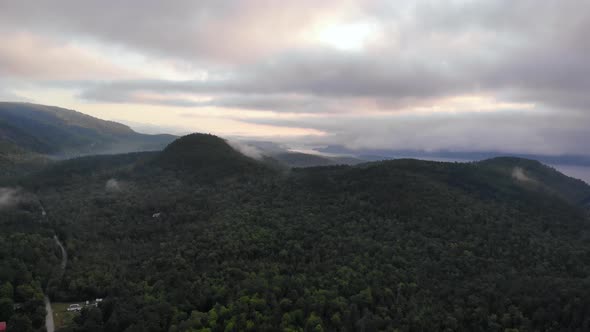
319, 144, 590, 167
0, 102, 176, 157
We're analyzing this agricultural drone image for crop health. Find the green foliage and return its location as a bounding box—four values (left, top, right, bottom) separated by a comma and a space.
8, 313, 34, 332
0, 232, 59, 330
4, 134, 590, 331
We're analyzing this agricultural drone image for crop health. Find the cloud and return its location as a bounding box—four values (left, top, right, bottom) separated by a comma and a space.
0, 187, 20, 209
0, 0, 359, 63
81, 89, 353, 113
4, 1, 590, 111
76, 49, 465, 103
0, 85, 31, 102
75, 32, 590, 115
0, 187, 35, 209
226, 140, 264, 160
0, 32, 135, 80
105, 178, 122, 192
1, 0, 590, 155
238, 109, 590, 156
512, 167, 535, 183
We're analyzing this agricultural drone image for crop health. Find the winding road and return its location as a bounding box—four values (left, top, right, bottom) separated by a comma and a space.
45, 235, 67, 332
44, 297, 55, 332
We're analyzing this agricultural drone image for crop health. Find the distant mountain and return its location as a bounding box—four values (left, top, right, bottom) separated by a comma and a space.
318, 145, 590, 166
0, 102, 176, 157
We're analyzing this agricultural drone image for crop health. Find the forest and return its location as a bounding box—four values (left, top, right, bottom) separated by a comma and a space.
2, 134, 590, 331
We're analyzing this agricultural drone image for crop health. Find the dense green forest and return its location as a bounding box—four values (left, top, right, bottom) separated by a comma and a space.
2, 134, 590, 331
0, 195, 60, 331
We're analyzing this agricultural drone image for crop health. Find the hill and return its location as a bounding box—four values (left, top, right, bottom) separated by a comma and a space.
155, 134, 273, 181
3, 135, 590, 331
0, 102, 176, 157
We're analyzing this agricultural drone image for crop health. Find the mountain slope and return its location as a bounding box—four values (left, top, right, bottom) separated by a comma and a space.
0, 102, 176, 157
477, 157, 590, 206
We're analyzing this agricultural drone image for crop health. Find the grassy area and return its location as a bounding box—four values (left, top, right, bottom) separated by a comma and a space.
52, 302, 80, 330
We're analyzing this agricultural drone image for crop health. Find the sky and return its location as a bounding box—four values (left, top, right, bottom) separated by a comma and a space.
1, 0, 589, 155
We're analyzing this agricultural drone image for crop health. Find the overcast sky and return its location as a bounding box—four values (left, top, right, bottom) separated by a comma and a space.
1, 0, 589, 155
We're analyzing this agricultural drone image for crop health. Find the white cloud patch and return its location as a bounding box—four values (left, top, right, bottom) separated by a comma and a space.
226, 140, 264, 160
0, 187, 33, 209
105, 178, 122, 192
512, 167, 535, 183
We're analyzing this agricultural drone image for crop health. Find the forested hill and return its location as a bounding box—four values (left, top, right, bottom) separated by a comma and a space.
154, 133, 273, 179
0, 102, 176, 157
3, 133, 590, 331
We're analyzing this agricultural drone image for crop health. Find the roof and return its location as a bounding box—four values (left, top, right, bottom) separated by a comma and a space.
0, 321, 6, 331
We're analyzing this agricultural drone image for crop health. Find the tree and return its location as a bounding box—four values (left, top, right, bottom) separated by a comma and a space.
0, 298, 14, 321
0, 283, 13, 299
8, 314, 34, 332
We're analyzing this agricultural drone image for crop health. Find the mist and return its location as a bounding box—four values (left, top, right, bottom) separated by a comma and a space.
0, 187, 35, 209
105, 178, 122, 192
512, 167, 535, 183
226, 140, 264, 160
